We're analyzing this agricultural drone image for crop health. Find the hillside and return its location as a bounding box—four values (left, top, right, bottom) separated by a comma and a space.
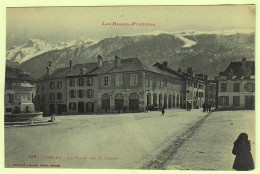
15, 32, 254, 79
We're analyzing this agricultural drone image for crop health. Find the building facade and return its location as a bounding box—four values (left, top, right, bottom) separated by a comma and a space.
36, 56, 215, 115
216, 58, 255, 110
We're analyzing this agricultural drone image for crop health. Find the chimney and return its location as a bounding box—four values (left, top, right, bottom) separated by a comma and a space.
97, 55, 103, 68
177, 68, 181, 73
115, 55, 121, 68
187, 66, 193, 77
70, 60, 72, 70
46, 67, 50, 76
242, 57, 246, 71
162, 61, 168, 68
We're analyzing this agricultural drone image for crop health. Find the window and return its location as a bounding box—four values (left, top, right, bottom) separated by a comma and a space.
42, 85, 44, 91
104, 76, 110, 86
57, 93, 62, 100
130, 74, 138, 86
87, 89, 93, 98
6, 81, 12, 89
50, 82, 55, 89
233, 83, 240, 92
69, 90, 76, 98
219, 96, 229, 106
86, 77, 93, 86
50, 93, 55, 100
161, 79, 167, 88
69, 78, 75, 87
116, 74, 122, 86
57, 81, 62, 89
7, 94, 14, 103
147, 75, 150, 87
233, 96, 240, 106
69, 102, 77, 110
42, 95, 45, 102
78, 78, 84, 86
78, 90, 84, 98
244, 83, 255, 92
220, 83, 227, 92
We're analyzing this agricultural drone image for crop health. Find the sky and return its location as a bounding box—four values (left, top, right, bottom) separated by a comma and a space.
6, 5, 255, 49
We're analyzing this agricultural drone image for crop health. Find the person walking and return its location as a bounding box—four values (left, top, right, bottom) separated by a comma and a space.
232, 133, 254, 171
105, 107, 108, 114
161, 107, 165, 116
208, 104, 211, 113
202, 103, 206, 112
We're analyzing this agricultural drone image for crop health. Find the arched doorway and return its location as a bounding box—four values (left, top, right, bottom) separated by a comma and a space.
115, 93, 124, 111
176, 94, 180, 108
159, 94, 163, 107
147, 93, 151, 107
172, 95, 175, 108
153, 93, 157, 106
168, 94, 172, 108
164, 94, 167, 108
129, 92, 139, 112
101, 93, 110, 110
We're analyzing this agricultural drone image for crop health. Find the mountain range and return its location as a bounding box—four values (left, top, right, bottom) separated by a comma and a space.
6, 30, 255, 79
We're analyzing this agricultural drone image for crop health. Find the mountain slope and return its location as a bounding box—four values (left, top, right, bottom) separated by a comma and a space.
6, 37, 96, 65
17, 32, 255, 79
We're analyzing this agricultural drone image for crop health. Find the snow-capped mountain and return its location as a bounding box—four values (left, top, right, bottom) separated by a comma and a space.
6, 37, 97, 64
12, 30, 254, 79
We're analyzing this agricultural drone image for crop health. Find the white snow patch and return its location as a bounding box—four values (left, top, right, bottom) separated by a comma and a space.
175, 34, 196, 48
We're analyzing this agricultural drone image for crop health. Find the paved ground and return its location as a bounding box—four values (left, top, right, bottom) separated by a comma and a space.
5, 109, 208, 169
164, 110, 255, 170
5, 109, 254, 170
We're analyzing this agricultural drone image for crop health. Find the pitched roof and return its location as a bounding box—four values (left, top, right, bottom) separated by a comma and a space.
39, 57, 188, 80
5, 67, 35, 82
216, 60, 255, 80
223, 60, 255, 77
90, 58, 145, 75
153, 63, 186, 79
38, 67, 71, 80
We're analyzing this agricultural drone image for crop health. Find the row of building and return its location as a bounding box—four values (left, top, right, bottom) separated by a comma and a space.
4, 56, 254, 115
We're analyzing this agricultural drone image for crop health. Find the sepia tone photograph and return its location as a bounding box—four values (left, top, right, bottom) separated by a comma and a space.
3, 5, 255, 171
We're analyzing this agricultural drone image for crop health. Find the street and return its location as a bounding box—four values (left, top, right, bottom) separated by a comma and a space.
165, 110, 255, 170
4, 109, 254, 170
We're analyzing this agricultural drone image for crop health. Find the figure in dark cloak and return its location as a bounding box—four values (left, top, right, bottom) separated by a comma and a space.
232, 133, 254, 171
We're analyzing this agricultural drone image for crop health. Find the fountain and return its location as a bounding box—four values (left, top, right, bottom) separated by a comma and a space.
4, 82, 44, 124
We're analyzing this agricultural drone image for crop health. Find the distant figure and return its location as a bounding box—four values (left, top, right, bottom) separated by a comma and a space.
105, 107, 108, 114
202, 103, 206, 112
161, 107, 165, 116
187, 102, 191, 112
14, 106, 20, 114
232, 133, 254, 171
123, 106, 127, 113
145, 106, 148, 113
207, 104, 212, 113
25, 106, 30, 113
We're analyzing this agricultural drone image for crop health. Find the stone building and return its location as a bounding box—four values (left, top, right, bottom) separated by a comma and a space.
93, 56, 184, 113
216, 58, 255, 110
154, 64, 206, 109
36, 56, 185, 115
204, 77, 217, 107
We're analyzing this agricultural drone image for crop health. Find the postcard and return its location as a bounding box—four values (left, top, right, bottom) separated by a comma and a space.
1, 1, 258, 174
